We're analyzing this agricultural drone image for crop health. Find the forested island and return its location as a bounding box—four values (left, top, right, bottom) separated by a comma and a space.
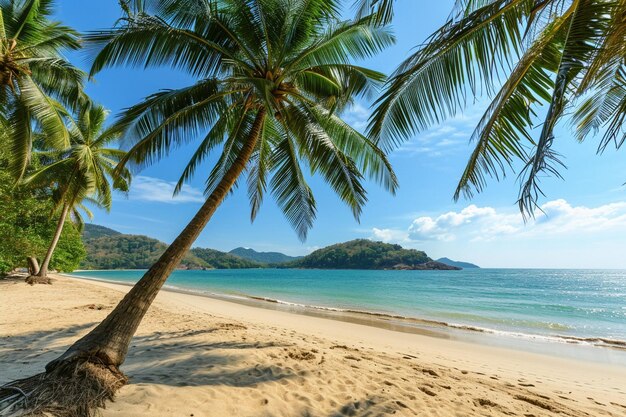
283, 240, 459, 270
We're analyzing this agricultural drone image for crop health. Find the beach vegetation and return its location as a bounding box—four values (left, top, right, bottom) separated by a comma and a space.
21, 104, 131, 283
0, 0, 85, 179
0, 152, 86, 275
4, 0, 397, 414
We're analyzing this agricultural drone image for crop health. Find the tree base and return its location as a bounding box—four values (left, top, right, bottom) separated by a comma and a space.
0, 361, 127, 417
25, 275, 53, 285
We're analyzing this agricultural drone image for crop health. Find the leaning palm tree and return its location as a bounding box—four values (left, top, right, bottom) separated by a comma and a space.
0, 0, 85, 178
364, 0, 626, 215
2, 0, 396, 414
23, 103, 131, 283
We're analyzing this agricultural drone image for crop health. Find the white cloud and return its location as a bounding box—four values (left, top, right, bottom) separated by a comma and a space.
407, 204, 497, 241
371, 227, 410, 243
395, 124, 472, 157
371, 199, 626, 244
342, 102, 370, 132
129, 176, 205, 204
531, 199, 626, 235
392, 102, 488, 158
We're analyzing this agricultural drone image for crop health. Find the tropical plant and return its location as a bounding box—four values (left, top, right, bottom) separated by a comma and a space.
3, 0, 396, 414
22, 103, 131, 282
0, 148, 85, 275
362, 0, 626, 214
354, 0, 394, 24
0, 0, 85, 179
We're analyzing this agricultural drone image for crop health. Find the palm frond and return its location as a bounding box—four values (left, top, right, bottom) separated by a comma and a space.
269, 134, 316, 241
287, 16, 395, 71
87, 12, 253, 78
370, 0, 534, 150
517, 0, 612, 215
113, 79, 230, 172
353, 0, 394, 25
454, 15, 568, 200
286, 102, 367, 220
247, 115, 281, 221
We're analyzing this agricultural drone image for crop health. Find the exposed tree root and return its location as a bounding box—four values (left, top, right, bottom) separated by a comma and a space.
25, 275, 53, 285
0, 361, 127, 417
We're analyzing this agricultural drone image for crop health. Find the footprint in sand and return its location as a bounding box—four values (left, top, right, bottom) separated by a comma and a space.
514, 395, 557, 412
418, 386, 437, 397
474, 398, 498, 407
420, 368, 439, 377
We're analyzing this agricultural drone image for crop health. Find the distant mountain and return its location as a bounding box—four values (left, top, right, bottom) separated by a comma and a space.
190, 248, 264, 269
229, 247, 300, 264
82, 224, 121, 240
285, 239, 460, 270
436, 257, 480, 269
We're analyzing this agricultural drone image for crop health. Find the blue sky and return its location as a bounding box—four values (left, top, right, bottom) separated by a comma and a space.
54, 1, 626, 268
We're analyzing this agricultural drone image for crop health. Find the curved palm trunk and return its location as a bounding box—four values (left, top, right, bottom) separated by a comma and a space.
36, 203, 70, 278
46, 109, 266, 372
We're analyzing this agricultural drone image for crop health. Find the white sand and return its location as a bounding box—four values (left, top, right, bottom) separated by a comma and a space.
1, 274, 625, 417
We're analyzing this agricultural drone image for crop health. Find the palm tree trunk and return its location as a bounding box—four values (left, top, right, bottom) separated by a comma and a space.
46, 108, 266, 372
36, 203, 70, 278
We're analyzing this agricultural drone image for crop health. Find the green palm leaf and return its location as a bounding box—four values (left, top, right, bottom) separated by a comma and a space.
0, 0, 84, 179
371, 0, 626, 215
91, 0, 396, 239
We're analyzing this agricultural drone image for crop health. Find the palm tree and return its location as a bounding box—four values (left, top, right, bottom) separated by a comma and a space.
0, 0, 85, 178
6, 0, 396, 414
23, 103, 131, 283
364, 0, 626, 215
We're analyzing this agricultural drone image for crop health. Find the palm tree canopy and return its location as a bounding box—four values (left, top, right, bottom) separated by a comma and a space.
354, 0, 394, 25
23, 103, 131, 229
0, 0, 85, 178
366, 0, 626, 215
88, 0, 398, 240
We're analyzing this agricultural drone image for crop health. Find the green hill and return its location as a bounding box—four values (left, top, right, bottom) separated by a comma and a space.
82, 224, 121, 240
285, 239, 460, 270
229, 247, 300, 264
81, 234, 210, 270
190, 248, 265, 269
80, 225, 267, 270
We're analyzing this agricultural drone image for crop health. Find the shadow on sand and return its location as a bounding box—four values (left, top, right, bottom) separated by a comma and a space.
1, 324, 294, 389
122, 329, 294, 387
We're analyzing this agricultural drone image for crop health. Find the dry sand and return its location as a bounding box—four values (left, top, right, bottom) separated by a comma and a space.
1, 274, 625, 417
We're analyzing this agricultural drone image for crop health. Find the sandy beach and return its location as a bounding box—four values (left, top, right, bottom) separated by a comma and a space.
1, 274, 625, 417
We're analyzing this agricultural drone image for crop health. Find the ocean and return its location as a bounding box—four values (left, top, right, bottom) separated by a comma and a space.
68, 268, 626, 353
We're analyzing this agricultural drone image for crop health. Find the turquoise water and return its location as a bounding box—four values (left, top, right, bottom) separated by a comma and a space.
68, 269, 626, 345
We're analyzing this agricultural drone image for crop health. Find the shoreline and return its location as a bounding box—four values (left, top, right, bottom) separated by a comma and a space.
65, 273, 626, 361
2, 274, 626, 417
